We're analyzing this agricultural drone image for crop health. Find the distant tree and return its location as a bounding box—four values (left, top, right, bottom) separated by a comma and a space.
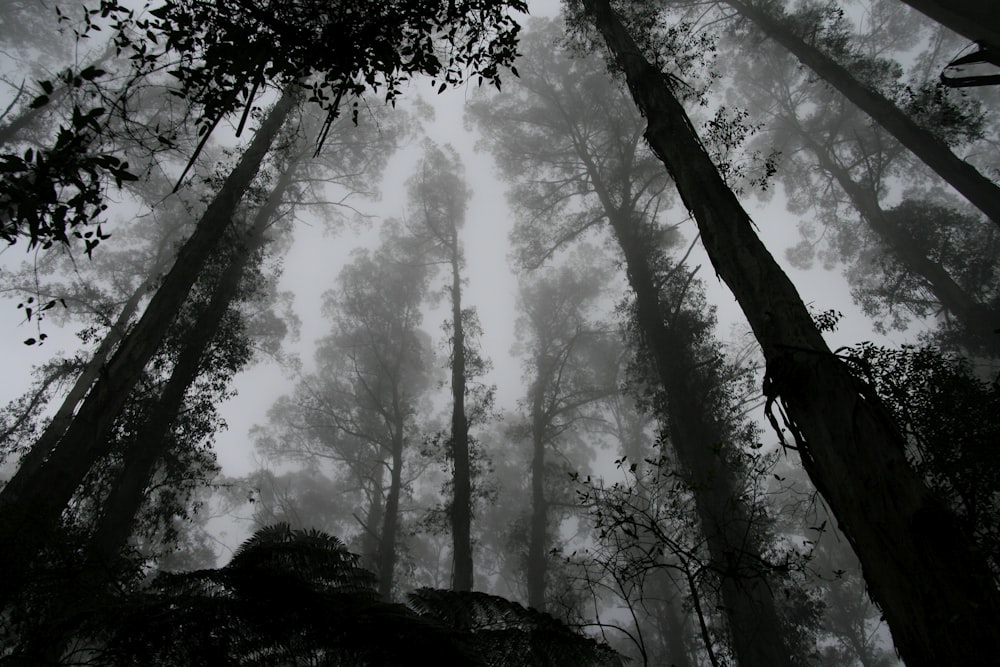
720, 0, 1000, 227
406, 143, 483, 592
513, 248, 618, 611
570, 0, 1000, 663
256, 221, 435, 600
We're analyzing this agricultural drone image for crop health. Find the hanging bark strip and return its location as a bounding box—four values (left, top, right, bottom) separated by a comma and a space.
0, 90, 298, 608
724, 0, 1000, 228
577, 1, 1000, 665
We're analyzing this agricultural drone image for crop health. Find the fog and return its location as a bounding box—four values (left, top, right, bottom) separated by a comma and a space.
1, 0, 998, 664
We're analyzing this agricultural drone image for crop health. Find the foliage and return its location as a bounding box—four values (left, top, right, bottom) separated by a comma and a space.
91, 523, 623, 666
844, 342, 1000, 572
1, 0, 525, 252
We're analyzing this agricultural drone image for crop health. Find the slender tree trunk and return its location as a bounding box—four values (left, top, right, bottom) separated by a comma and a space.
449, 236, 474, 592
798, 129, 1000, 351
0, 90, 297, 608
378, 424, 405, 600
362, 466, 385, 574
724, 0, 1000, 227
10, 272, 155, 485
580, 1, 1000, 664
526, 378, 548, 611
86, 152, 296, 568
897, 0, 1000, 51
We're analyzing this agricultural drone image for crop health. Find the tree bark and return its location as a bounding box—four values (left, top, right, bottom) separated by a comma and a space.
580, 1, 1000, 664
0, 90, 297, 608
897, 0, 1000, 51
9, 270, 159, 486
86, 148, 297, 570
724, 0, 1000, 228
526, 378, 548, 611
449, 235, 474, 592
378, 422, 405, 600
798, 129, 1000, 352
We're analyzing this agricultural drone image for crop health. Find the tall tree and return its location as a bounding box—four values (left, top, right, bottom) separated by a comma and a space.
720, 0, 1000, 227
571, 1, 1000, 664
728, 39, 1000, 354
0, 90, 298, 608
514, 251, 616, 611
406, 143, 479, 592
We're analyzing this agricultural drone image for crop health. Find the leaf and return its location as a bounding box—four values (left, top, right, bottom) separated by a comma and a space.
29, 94, 50, 109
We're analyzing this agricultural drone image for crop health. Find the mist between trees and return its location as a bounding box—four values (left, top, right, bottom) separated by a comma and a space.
0, 0, 997, 665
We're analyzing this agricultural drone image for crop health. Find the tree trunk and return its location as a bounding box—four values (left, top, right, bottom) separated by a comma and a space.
798, 129, 1000, 352
362, 467, 385, 574
724, 0, 1000, 228
449, 236, 474, 592
10, 270, 157, 486
526, 378, 548, 611
580, 1, 1000, 664
606, 206, 795, 667
86, 150, 296, 569
0, 90, 297, 608
897, 0, 1000, 51
378, 424, 405, 600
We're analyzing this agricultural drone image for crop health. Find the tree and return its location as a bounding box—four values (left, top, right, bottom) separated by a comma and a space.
514, 249, 617, 611
254, 220, 435, 600
0, 91, 298, 609
721, 0, 1000, 228
406, 143, 480, 592
727, 37, 1000, 355
571, 1, 1000, 663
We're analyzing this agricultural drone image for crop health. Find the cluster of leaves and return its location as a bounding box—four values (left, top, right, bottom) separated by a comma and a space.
127, 0, 526, 149
844, 342, 1000, 572
87, 523, 622, 666
0, 68, 136, 252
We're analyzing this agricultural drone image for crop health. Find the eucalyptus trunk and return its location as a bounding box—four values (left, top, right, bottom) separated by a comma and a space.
0, 90, 297, 608
607, 207, 795, 667
526, 378, 548, 611
449, 232, 474, 592
724, 0, 1000, 227
378, 421, 405, 600
580, 1, 1000, 664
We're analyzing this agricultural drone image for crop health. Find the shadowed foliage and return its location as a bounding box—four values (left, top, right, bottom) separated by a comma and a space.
88, 524, 622, 666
